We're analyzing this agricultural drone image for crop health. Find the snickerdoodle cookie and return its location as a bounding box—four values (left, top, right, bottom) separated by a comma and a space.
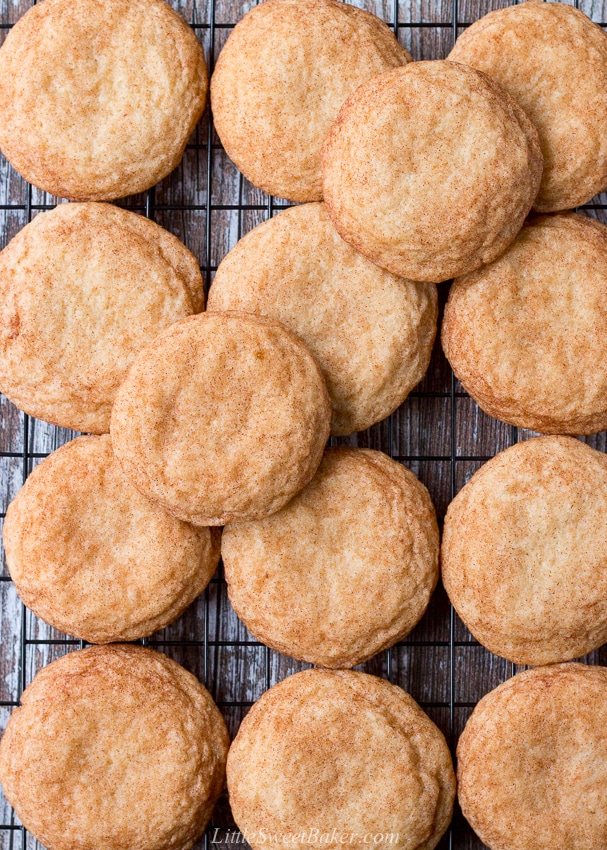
0, 645, 229, 850
210, 0, 410, 202
0, 0, 207, 200
222, 448, 439, 668
3, 435, 220, 643
442, 436, 607, 665
322, 60, 542, 283
442, 213, 607, 434
227, 669, 455, 850
208, 204, 437, 435
0, 202, 203, 433
458, 663, 607, 850
449, 1, 607, 212
111, 312, 331, 526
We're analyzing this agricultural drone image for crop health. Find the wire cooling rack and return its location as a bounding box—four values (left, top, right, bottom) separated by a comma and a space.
2, 1, 607, 848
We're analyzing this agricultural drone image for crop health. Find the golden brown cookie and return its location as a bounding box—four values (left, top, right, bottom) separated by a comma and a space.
0, 202, 203, 433
227, 669, 455, 850
208, 204, 437, 435
0, 645, 229, 850
222, 448, 439, 668
442, 436, 607, 665
449, 1, 607, 212
442, 213, 607, 435
458, 663, 607, 850
3, 435, 220, 643
0, 0, 207, 201
210, 0, 410, 202
321, 60, 542, 283
111, 312, 331, 526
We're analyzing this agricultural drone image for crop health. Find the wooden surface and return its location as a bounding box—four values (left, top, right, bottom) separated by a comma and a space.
2, 1, 607, 848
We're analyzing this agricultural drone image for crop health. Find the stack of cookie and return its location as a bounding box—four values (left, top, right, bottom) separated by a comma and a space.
1, 0, 607, 849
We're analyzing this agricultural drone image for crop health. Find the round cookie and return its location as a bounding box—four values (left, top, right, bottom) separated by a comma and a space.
222, 447, 439, 668
321, 60, 543, 283
442, 213, 607, 435
111, 312, 331, 526
458, 663, 607, 850
0, 202, 203, 433
3, 435, 220, 644
227, 669, 455, 850
0, 645, 229, 850
442, 436, 607, 666
208, 204, 437, 436
449, 2, 607, 212
0, 0, 207, 201
210, 0, 410, 202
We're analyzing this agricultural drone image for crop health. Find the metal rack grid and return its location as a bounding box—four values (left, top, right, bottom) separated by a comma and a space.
1, 1, 607, 849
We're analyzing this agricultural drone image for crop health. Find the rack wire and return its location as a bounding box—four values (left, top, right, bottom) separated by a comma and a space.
1, 1, 607, 849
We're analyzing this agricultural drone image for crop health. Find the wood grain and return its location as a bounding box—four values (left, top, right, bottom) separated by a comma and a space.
1, 1, 607, 849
